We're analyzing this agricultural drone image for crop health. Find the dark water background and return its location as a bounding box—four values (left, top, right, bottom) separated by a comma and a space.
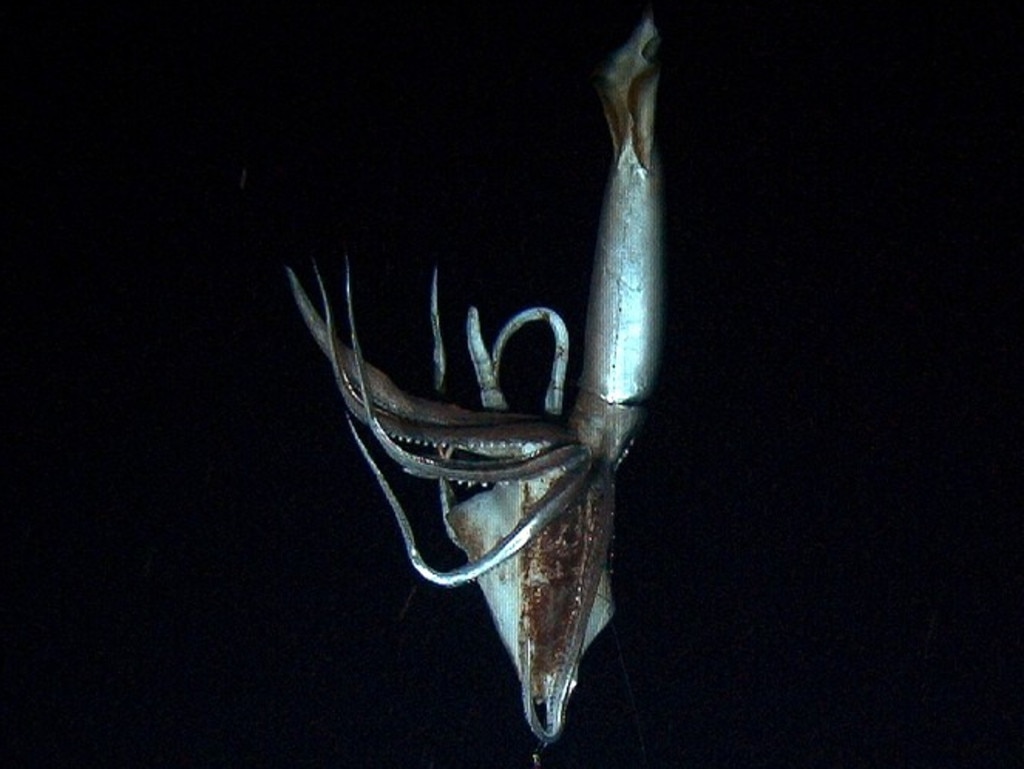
5, 3, 1019, 766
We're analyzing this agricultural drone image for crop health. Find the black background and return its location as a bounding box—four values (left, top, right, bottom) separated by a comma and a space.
5, 2, 1020, 767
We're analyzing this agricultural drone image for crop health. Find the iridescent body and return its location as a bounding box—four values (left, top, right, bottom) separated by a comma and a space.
288, 11, 664, 743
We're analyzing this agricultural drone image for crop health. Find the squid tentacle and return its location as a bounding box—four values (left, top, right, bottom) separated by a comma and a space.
347, 416, 590, 587
467, 305, 569, 416
290, 266, 575, 459
333, 263, 586, 483
289, 267, 535, 430
430, 267, 446, 394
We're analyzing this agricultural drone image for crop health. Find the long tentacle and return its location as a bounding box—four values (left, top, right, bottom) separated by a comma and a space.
289, 266, 575, 457
467, 306, 569, 416
335, 264, 586, 482
431, 267, 446, 395
347, 416, 590, 587
289, 267, 536, 430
